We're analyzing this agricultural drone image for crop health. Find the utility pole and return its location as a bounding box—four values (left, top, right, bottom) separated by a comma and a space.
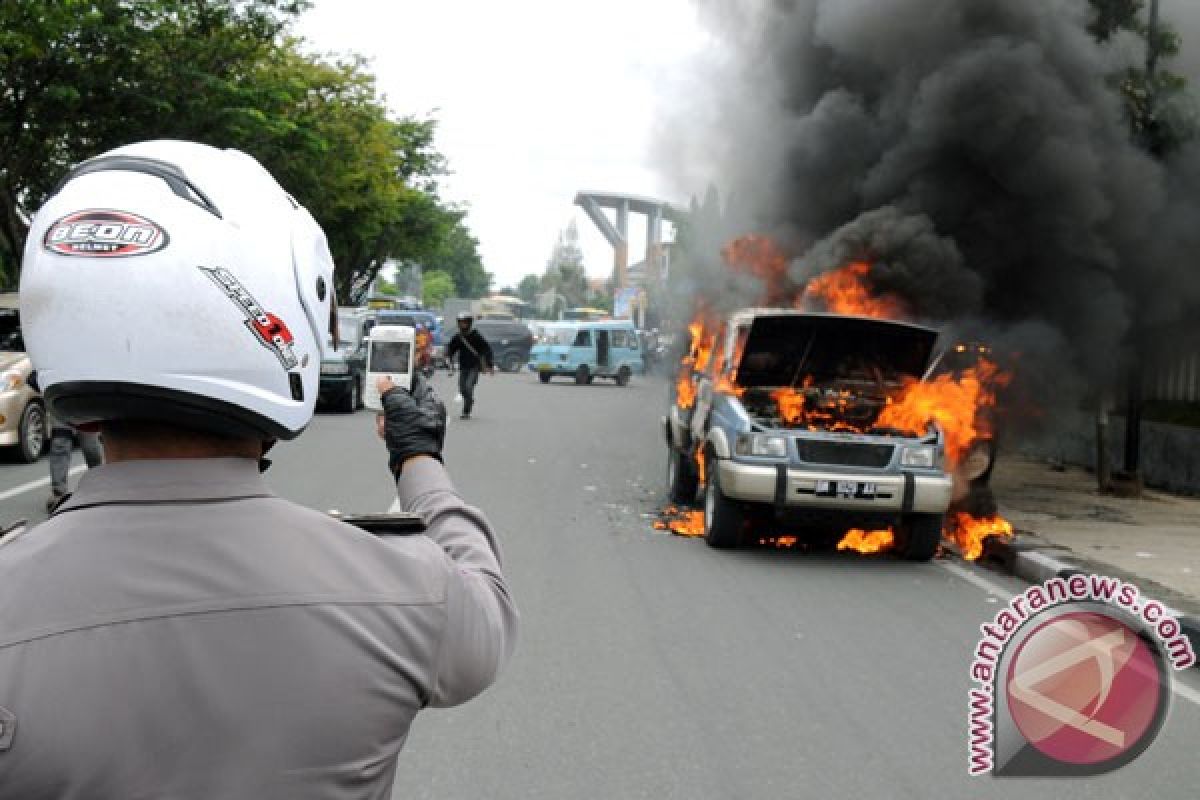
1120, 0, 1160, 491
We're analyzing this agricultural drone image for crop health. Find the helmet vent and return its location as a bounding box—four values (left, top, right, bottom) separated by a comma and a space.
52, 155, 224, 219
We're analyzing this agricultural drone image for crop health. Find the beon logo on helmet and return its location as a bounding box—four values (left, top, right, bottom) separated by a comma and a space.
43, 209, 169, 257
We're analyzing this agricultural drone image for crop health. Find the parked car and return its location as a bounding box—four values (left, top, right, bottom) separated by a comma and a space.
664, 310, 954, 559
319, 308, 370, 412
472, 319, 534, 372
0, 295, 47, 462
528, 319, 645, 386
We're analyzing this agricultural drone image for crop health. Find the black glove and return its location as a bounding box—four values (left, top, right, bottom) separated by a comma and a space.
381, 372, 447, 475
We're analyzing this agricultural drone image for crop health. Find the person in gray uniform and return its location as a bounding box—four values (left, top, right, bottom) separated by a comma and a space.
0, 140, 517, 800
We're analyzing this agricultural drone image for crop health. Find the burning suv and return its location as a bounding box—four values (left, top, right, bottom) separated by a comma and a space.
663, 310, 954, 560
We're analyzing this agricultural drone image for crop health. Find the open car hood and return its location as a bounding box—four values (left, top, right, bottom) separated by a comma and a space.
735, 313, 939, 388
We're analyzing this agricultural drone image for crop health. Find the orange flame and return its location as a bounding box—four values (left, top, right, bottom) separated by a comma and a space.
675, 321, 705, 409
944, 513, 1013, 561
654, 506, 705, 537
836, 527, 896, 554
877, 359, 1009, 466
804, 262, 908, 319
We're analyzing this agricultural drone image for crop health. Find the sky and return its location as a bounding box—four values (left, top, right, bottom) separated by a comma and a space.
296, 0, 712, 290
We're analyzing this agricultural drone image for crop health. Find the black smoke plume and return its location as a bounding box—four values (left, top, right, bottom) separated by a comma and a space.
665, 0, 1200, 407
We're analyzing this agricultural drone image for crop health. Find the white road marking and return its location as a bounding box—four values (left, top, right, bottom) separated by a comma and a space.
0, 465, 86, 503
936, 559, 1200, 709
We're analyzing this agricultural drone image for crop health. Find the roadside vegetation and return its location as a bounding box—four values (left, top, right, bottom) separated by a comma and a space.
0, 0, 490, 302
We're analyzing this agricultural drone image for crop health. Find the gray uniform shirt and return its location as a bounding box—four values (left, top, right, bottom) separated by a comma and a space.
0, 457, 518, 799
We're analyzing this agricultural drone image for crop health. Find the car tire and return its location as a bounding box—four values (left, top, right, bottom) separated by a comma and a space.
355, 376, 366, 409
703, 461, 745, 549
538, 372, 552, 384
17, 401, 48, 463
339, 379, 360, 413
502, 352, 523, 373
574, 365, 589, 385
666, 446, 699, 504
615, 366, 631, 387
899, 513, 943, 562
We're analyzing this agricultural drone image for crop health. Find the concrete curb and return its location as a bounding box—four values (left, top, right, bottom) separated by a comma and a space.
983, 535, 1200, 671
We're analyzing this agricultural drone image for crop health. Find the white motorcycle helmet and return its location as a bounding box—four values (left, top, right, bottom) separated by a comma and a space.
20, 140, 337, 440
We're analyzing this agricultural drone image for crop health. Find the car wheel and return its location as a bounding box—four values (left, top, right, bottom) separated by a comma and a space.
615, 366, 631, 387
538, 372, 552, 384
17, 401, 48, 463
502, 352, 523, 373
340, 379, 359, 413
703, 460, 745, 549
666, 446, 699, 504
574, 365, 589, 385
899, 513, 943, 562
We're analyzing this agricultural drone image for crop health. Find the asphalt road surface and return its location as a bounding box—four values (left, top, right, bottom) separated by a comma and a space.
3, 370, 1200, 798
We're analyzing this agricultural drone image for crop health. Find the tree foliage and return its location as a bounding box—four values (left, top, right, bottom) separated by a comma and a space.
420, 216, 491, 298
421, 269, 456, 309
1087, 0, 1196, 156
516, 274, 541, 304
0, 0, 485, 297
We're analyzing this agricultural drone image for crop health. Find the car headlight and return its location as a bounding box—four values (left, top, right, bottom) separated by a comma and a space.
2, 370, 22, 392
320, 361, 350, 376
901, 445, 938, 469
735, 433, 788, 458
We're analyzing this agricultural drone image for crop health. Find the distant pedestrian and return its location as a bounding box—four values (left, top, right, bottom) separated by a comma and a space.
46, 413, 103, 512
445, 312, 494, 419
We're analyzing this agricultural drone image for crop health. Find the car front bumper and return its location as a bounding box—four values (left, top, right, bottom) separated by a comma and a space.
0, 389, 32, 445
715, 458, 952, 515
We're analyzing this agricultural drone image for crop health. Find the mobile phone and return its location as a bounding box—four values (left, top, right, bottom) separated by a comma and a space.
364, 324, 416, 411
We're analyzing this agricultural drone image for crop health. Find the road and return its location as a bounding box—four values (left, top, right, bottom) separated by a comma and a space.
3, 370, 1200, 798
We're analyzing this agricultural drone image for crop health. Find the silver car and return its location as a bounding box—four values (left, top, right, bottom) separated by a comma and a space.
664, 309, 953, 560
0, 295, 47, 462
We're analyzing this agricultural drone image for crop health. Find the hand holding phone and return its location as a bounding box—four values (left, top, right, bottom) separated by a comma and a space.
364, 325, 416, 411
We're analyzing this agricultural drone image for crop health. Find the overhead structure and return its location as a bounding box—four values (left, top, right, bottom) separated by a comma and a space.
574, 191, 683, 291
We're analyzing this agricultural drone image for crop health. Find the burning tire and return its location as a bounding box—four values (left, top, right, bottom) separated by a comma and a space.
898, 513, 943, 562
703, 463, 745, 549
666, 446, 699, 504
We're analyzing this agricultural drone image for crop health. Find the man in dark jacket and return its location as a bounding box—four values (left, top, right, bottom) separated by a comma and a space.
445, 313, 494, 419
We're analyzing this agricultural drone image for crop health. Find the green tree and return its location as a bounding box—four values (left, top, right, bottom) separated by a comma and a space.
421, 269, 456, 309
422, 217, 491, 297
1087, 0, 1195, 155
516, 274, 541, 304
0, 0, 472, 299
0, 0, 309, 286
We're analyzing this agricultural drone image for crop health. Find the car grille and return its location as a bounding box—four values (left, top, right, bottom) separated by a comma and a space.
794, 440, 894, 468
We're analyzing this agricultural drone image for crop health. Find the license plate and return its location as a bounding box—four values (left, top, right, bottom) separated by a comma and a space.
815, 480, 876, 499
